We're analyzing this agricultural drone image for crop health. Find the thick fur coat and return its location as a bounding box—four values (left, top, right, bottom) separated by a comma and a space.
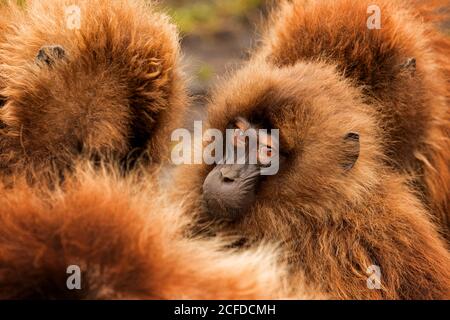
0, 165, 298, 299
0, 0, 187, 178
0, 0, 309, 300
0, 0, 448, 300
259, 0, 450, 239
173, 0, 450, 299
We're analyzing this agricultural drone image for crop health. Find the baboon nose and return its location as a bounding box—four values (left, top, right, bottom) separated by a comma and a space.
220, 167, 239, 182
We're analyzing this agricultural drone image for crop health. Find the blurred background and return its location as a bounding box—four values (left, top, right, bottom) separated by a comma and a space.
161, 0, 271, 123
161, 0, 450, 125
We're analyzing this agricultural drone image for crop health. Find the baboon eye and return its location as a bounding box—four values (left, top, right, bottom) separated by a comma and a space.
258, 145, 274, 165
263, 147, 273, 157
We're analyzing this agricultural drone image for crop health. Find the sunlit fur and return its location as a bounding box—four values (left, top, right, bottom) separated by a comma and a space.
0, 0, 319, 300
0, 0, 187, 178
259, 0, 450, 240
173, 0, 450, 299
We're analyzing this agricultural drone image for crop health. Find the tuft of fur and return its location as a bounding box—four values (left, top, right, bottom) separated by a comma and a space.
0, 164, 317, 300
0, 0, 187, 178
173, 0, 450, 299
259, 0, 450, 240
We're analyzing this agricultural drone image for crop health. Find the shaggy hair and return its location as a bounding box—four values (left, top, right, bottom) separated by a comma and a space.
259, 0, 450, 240
173, 0, 450, 299
0, 0, 316, 301
0, 164, 318, 300
0, 0, 187, 178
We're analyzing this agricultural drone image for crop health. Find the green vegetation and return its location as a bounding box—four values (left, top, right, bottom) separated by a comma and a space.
196, 63, 215, 82
165, 0, 263, 34
0, 0, 26, 6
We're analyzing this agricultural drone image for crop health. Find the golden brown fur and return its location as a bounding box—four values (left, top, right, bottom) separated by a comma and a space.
0, 0, 187, 177
0, 164, 314, 300
1, 0, 448, 300
0, 1, 317, 300
173, 1, 450, 299
259, 0, 450, 240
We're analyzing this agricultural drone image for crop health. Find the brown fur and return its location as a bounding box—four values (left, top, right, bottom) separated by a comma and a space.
0, 1, 312, 300
259, 0, 450, 240
0, 0, 187, 178
0, 164, 315, 300
1, 0, 447, 300
173, 1, 450, 298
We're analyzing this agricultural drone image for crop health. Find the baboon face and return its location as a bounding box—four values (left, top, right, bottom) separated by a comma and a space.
202, 116, 281, 220
200, 62, 377, 224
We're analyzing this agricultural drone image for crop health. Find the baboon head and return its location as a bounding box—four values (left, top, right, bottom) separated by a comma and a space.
183, 61, 383, 244
0, 0, 186, 175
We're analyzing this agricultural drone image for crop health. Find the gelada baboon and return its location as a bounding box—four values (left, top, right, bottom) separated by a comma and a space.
0, 164, 307, 299
0, 0, 312, 300
173, 0, 450, 299
259, 0, 450, 239
0, 0, 187, 177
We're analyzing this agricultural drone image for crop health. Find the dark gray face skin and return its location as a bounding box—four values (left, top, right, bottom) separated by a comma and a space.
202, 162, 261, 221
202, 127, 360, 222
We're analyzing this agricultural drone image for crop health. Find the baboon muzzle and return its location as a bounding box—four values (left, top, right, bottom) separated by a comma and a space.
202, 163, 261, 221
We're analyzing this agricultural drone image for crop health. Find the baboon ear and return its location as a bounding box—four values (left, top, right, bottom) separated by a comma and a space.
36, 45, 66, 67
341, 132, 360, 170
